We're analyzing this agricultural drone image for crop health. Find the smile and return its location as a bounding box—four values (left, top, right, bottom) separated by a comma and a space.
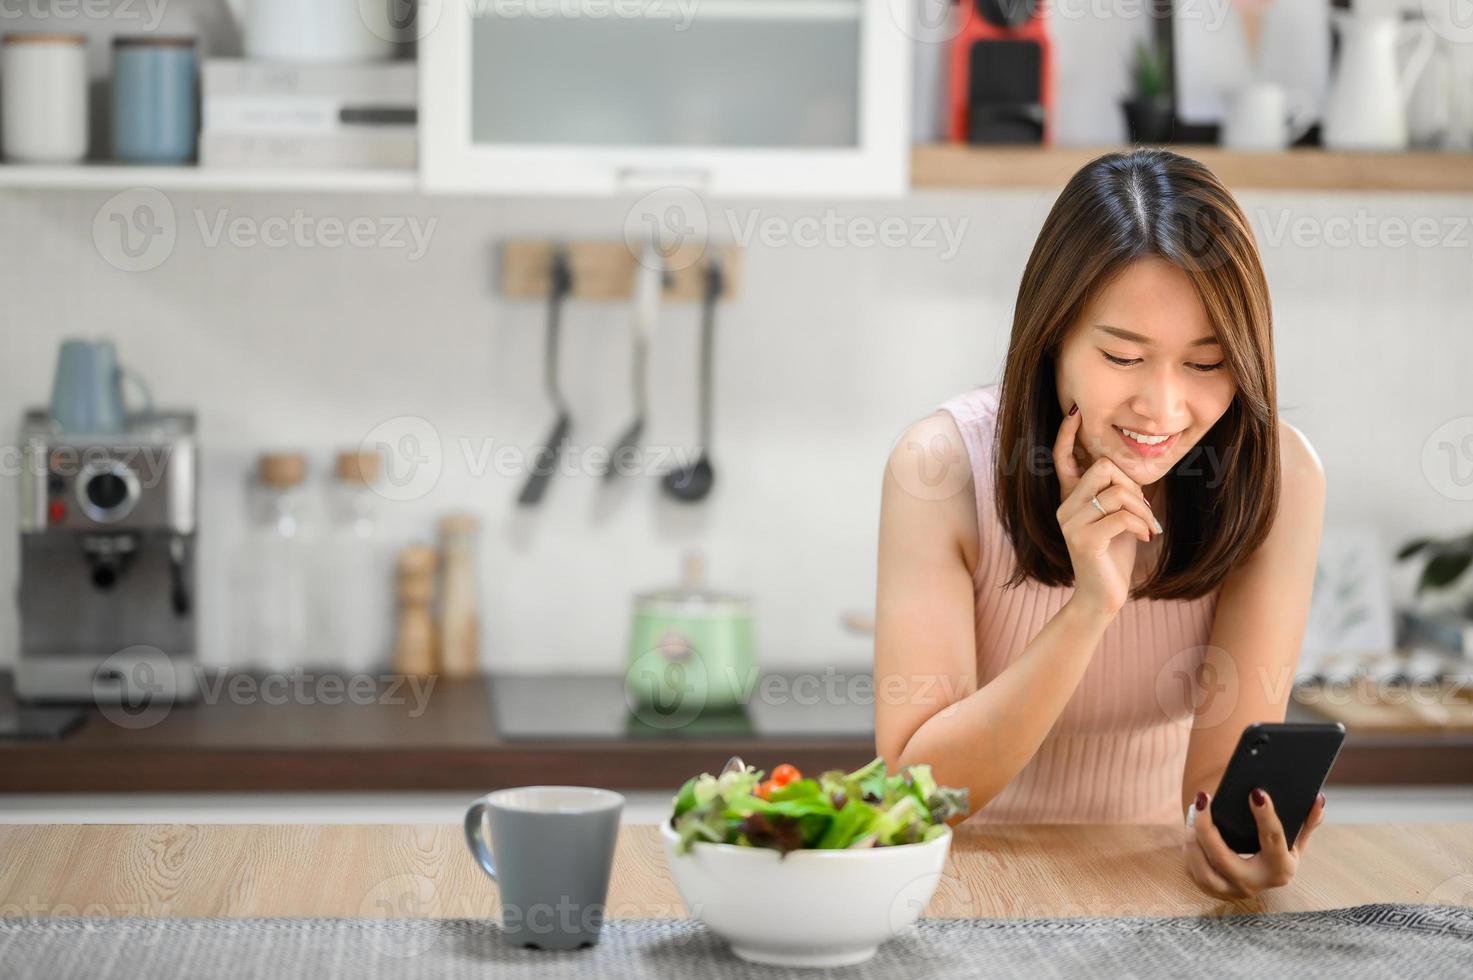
1113, 425, 1181, 457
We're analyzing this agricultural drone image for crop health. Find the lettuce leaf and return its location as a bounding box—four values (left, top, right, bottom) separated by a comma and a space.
668, 756, 967, 855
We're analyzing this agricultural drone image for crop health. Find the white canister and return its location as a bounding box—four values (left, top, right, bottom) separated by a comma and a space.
227, 0, 398, 63
2, 33, 89, 163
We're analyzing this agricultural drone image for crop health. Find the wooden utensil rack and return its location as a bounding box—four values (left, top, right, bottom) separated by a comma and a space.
500, 240, 743, 302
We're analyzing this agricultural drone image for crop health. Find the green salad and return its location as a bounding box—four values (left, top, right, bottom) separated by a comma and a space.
669, 756, 969, 856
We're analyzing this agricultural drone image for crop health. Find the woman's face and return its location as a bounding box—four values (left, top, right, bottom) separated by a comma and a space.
1054, 256, 1238, 494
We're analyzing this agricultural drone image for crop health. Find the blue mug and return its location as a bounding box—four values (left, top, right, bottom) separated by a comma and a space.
111, 36, 197, 164
50, 339, 153, 435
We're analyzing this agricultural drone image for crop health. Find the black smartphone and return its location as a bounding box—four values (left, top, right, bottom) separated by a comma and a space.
1208, 722, 1346, 855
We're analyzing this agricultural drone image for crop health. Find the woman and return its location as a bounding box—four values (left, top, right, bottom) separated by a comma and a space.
874, 148, 1326, 901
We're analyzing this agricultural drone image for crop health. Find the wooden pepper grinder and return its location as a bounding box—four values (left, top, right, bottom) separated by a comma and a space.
437, 512, 481, 677
393, 545, 439, 678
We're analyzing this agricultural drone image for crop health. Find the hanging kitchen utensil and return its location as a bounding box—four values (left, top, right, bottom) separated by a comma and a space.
602, 242, 662, 482
517, 248, 573, 507
662, 258, 723, 503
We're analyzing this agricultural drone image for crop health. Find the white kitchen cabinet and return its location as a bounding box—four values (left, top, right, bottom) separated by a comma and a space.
419, 0, 913, 198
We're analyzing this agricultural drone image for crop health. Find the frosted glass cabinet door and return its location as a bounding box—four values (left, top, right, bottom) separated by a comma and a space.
420, 0, 913, 197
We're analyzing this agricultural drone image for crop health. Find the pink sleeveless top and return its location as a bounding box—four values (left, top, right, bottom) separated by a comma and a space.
938, 383, 1221, 826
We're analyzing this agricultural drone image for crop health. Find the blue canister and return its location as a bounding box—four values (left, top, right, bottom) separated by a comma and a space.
111, 36, 197, 164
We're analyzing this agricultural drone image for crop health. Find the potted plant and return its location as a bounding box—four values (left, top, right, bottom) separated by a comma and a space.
1121, 37, 1174, 145
1397, 531, 1473, 617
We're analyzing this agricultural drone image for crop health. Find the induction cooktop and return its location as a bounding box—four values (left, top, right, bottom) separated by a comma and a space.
488, 670, 876, 741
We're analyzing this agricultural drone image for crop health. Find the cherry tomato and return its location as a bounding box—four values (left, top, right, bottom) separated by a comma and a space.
771, 764, 801, 788
754, 780, 776, 801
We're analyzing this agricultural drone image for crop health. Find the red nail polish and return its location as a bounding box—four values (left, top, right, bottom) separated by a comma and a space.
1068, 403, 1078, 416
1194, 791, 1207, 811
1251, 788, 1266, 807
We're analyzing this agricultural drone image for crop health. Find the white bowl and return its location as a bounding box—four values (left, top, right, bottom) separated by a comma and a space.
659, 819, 952, 968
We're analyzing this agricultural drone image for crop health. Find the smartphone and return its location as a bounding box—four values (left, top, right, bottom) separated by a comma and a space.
1208, 722, 1346, 855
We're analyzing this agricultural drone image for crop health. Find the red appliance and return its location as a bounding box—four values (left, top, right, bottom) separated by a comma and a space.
948, 0, 1055, 144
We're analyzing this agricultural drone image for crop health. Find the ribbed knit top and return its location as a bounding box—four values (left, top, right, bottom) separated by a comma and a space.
938, 383, 1220, 825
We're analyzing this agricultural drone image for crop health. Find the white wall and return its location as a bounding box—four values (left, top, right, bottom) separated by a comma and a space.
2, 185, 1471, 674
0, 3, 1468, 674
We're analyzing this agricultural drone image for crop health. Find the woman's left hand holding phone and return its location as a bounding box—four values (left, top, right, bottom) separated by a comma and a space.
1182, 787, 1327, 900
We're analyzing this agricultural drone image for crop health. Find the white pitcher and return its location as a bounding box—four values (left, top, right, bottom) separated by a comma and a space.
1322, 11, 1435, 151
226, 0, 403, 63
1222, 82, 1316, 150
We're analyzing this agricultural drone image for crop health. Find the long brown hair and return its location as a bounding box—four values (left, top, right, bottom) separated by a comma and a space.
994, 148, 1279, 600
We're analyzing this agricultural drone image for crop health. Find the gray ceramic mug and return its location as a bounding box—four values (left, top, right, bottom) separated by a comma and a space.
49, 339, 153, 435
464, 786, 624, 950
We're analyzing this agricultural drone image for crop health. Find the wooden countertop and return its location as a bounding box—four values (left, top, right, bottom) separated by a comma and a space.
3, 672, 1472, 793
2, 823, 1471, 919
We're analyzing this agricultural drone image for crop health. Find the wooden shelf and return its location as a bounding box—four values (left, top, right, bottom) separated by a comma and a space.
4, 149, 1466, 196
0, 163, 420, 194
911, 144, 1473, 194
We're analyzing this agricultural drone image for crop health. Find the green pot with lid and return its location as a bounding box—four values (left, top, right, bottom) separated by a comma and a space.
625, 553, 756, 717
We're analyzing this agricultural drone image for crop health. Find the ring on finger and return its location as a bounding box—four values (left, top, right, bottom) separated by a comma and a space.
1090, 494, 1107, 516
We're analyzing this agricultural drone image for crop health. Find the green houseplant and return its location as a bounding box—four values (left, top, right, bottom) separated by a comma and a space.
1397, 531, 1473, 616
1121, 36, 1174, 144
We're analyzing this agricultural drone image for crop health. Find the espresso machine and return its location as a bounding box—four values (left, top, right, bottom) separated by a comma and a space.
16, 409, 199, 704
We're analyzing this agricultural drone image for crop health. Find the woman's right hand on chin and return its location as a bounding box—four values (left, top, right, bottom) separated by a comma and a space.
1053, 402, 1159, 620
